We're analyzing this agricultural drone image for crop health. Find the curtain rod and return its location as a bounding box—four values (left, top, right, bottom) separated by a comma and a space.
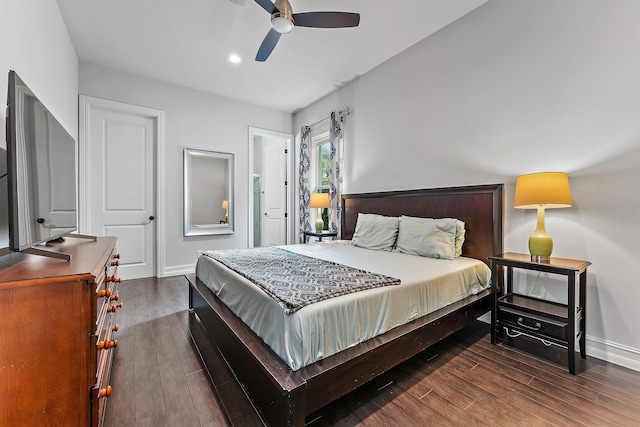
307, 107, 351, 128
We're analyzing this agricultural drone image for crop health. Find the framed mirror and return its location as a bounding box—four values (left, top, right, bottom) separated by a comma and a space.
184, 148, 234, 236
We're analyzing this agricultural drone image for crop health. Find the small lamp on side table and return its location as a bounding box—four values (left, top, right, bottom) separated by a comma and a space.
309, 193, 330, 232
514, 171, 572, 262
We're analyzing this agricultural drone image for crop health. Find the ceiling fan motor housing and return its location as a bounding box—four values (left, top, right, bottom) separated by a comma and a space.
272, 0, 294, 33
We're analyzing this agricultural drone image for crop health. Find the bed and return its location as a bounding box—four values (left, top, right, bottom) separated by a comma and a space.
187, 184, 503, 426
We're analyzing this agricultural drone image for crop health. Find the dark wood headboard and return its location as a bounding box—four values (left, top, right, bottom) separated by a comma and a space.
341, 184, 503, 266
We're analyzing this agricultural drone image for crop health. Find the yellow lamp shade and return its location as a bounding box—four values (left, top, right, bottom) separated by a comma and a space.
514, 171, 572, 261
221, 200, 229, 209
514, 172, 572, 209
309, 193, 330, 209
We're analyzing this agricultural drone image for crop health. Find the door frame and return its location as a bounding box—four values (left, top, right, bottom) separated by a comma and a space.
248, 127, 293, 247
78, 95, 166, 276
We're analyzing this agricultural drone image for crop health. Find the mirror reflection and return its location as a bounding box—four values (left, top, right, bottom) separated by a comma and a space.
184, 148, 234, 236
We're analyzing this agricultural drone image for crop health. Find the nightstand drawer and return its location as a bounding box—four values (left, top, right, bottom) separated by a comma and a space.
499, 306, 568, 341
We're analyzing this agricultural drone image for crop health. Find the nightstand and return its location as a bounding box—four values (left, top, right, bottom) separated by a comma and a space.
303, 230, 337, 243
490, 252, 591, 375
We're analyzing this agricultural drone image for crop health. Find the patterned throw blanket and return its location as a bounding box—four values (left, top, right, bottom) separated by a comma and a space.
203, 246, 401, 314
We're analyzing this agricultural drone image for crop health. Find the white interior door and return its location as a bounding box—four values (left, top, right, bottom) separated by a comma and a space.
81, 98, 158, 279
261, 142, 286, 246
248, 127, 292, 248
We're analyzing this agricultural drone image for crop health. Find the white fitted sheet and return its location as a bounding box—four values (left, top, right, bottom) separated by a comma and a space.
195, 240, 491, 370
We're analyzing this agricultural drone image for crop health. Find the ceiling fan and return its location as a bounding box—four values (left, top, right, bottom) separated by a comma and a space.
253, 0, 360, 62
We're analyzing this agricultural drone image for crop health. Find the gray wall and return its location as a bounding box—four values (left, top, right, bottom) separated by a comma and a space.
294, 0, 640, 370
0, 0, 79, 248
78, 62, 292, 274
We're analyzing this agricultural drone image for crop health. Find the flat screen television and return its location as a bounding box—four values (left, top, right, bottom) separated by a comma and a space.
4, 70, 78, 257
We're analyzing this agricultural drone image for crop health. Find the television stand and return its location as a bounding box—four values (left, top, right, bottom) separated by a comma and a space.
45, 233, 98, 244
64, 233, 98, 241
37, 234, 98, 260
24, 246, 72, 261
0, 246, 70, 261
0, 234, 99, 262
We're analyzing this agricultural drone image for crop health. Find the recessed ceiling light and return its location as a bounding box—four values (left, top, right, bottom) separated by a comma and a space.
229, 54, 241, 64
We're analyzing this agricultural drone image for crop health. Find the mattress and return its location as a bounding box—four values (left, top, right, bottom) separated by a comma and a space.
195, 240, 491, 370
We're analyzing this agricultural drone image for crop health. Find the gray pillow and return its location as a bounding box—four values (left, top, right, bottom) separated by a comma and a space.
352, 213, 399, 251
395, 216, 456, 260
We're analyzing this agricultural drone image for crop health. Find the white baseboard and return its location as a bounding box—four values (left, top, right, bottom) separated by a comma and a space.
587, 335, 640, 372
160, 263, 195, 278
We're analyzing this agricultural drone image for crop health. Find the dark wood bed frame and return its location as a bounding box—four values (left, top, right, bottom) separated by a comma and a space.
187, 184, 503, 426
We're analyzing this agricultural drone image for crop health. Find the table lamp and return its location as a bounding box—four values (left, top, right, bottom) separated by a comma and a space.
222, 200, 229, 223
309, 193, 330, 232
514, 172, 572, 262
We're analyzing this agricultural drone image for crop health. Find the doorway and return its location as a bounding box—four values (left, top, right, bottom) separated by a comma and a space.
248, 127, 292, 247
79, 96, 165, 279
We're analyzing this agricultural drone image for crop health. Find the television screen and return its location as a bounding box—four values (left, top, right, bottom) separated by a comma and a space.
5, 70, 77, 252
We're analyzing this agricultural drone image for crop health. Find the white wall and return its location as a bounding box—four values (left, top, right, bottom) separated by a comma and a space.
78, 62, 292, 275
0, 0, 78, 246
294, 0, 640, 371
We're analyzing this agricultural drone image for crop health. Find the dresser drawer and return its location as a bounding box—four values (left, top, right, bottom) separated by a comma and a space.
92, 347, 115, 427
498, 306, 568, 341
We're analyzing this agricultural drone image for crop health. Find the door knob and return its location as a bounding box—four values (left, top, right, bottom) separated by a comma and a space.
142, 215, 156, 225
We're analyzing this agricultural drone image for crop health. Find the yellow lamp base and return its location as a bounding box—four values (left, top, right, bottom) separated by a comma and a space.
529, 235, 553, 262
528, 206, 553, 262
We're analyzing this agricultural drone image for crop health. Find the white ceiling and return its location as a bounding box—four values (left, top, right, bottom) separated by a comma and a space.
56, 0, 487, 113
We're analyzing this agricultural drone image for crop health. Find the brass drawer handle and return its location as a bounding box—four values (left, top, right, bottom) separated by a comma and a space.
517, 317, 541, 331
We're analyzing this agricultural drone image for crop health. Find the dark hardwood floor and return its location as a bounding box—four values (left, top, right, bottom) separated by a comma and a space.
104, 277, 640, 427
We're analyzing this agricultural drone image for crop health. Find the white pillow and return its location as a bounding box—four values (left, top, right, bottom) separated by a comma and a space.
454, 219, 466, 258
352, 213, 399, 251
395, 216, 456, 260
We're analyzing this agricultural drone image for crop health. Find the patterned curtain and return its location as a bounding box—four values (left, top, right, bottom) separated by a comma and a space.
328, 111, 344, 237
298, 126, 312, 243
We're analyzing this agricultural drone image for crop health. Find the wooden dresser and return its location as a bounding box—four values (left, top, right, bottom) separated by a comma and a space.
0, 236, 121, 427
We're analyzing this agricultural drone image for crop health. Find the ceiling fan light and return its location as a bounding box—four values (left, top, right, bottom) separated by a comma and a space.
272, 16, 293, 33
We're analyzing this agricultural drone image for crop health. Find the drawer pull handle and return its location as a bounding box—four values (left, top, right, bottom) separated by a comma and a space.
110, 260, 120, 267
97, 288, 112, 298
107, 275, 122, 283
110, 293, 119, 301
98, 385, 112, 398
106, 302, 122, 312
112, 324, 119, 332
517, 317, 541, 331
113, 254, 121, 259
97, 339, 118, 350
106, 303, 122, 313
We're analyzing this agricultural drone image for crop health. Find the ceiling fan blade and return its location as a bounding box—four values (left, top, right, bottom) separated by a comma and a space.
254, 0, 278, 15
256, 28, 281, 62
292, 12, 360, 28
